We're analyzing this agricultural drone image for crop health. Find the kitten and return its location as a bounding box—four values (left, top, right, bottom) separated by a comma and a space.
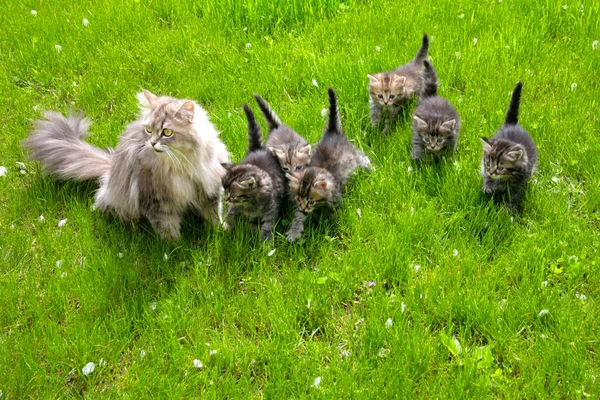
412, 60, 461, 160
23, 90, 230, 239
254, 93, 311, 174
368, 33, 430, 134
286, 88, 370, 242
221, 104, 286, 241
481, 82, 537, 211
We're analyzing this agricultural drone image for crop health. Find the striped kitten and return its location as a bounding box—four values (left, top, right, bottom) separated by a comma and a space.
221, 105, 286, 241
286, 88, 370, 242
481, 82, 537, 211
254, 94, 311, 174
412, 60, 461, 160
23, 90, 230, 239
368, 33, 430, 134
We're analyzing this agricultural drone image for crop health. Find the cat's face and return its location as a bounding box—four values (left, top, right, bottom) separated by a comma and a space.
221, 165, 264, 206
368, 73, 406, 106
139, 90, 198, 156
414, 116, 456, 153
287, 168, 334, 213
269, 144, 311, 173
481, 138, 526, 180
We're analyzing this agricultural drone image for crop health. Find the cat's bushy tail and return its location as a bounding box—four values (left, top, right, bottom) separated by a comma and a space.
504, 82, 522, 126
22, 112, 112, 181
243, 104, 263, 152
413, 33, 429, 64
253, 94, 282, 131
421, 60, 438, 99
324, 87, 344, 136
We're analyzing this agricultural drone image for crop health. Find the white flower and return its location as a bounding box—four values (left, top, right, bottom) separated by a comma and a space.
193, 359, 203, 368
39, 215, 44, 222
407, 166, 413, 173
55, 44, 62, 53
321, 108, 327, 117
61, 272, 67, 278
209, 349, 217, 356
307, 299, 311, 309
245, 43, 251, 49
455, 51, 461, 59
458, 13, 465, 19
593, 40, 599, 50
150, 301, 157, 310
357, 208, 362, 217
377, 347, 390, 358
140, 350, 146, 359
267, 249, 276, 257
385, 318, 393, 329
576, 292, 588, 301
117, 252, 124, 258
473, 37, 478, 46
99, 358, 107, 366
538, 309, 549, 317
571, 82, 578, 91
163, 253, 169, 261
340, 349, 350, 357
413, 264, 420, 273
0, 166, 7, 177
375, 46, 381, 52
31, 10, 37, 16
562, 5, 567, 10
542, 280, 548, 287
81, 362, 95, 376
311, 79, 319, 88
56, 260, 62, 268
243, 27, 247, 31
453, 249, 459, 257
312, 376, 321, 388
83, 18, 89, 27
58, 219, 67, 228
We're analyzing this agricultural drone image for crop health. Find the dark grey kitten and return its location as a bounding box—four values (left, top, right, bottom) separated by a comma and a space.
481, 82, 537, 211
412, 60, 461, 160
222, 105, 286, 241
286, 88, 370, 242
254, 94, 311, 174
368, 34, 430, 134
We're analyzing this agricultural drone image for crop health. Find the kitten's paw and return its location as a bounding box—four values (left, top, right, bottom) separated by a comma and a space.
158, 228, 181, 241
482, 186, 494, 195
222, 221, 231, 231
286, 229, 303, 242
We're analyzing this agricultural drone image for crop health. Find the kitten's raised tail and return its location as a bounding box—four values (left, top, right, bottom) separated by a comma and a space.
253, 94, 282, 131
243, 104, 263, 152
413, 33, 429, 64
325, 87, 344, 136
421, 60, 439, 99
22, 112, 112, 181
504, 82, 523, 126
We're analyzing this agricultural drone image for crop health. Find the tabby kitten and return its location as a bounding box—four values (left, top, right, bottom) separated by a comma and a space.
286, 88, 370, 242
481, 82, 537, 211
23, 90, 230, 239
412, 60, 461, 160
221, 105, 286, 241
368, 33, 430, 134
254, 93, 311, 174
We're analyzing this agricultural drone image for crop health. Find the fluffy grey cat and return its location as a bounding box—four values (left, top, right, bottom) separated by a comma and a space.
286, 88, 370, 242
481, 82, 537, 211
253, 93, 311, 174
412, 60, 461, 160
368, 33, 430, 134
22, 90, 230, 239
221, 104, 286, 241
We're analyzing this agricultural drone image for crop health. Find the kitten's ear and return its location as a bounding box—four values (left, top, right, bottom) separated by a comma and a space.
368, 74, 380, 83
240, 177, 256, 188
506, 148, 524, 162
297, 144, 311, 156
175, 101, 195, 122
481, 137, 493, 152
313, 178, 329, 190
221, 163, 233, 171
413, 116, 428, 131
268, 147, 285, 158
440, 119, 456, 133
392, 75, 406, 85
143, 90, 159, 107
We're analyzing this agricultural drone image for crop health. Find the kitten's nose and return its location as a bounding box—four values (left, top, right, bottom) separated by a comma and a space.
383, 99, 389, 104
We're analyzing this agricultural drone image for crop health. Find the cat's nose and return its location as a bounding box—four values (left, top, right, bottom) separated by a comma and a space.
383, 99, 389, 104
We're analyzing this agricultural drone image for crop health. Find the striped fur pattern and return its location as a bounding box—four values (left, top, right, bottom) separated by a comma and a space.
23, 90, 230, 239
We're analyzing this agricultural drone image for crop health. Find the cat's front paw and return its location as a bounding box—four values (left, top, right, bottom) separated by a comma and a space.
482, 185, 494, 195
286, 229, 303, 242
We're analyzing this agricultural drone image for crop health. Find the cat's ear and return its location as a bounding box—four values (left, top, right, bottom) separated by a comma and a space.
505, 148, 524, 162
240, 177, 256, 188
221, 163, 233, 171
392, 74, 406, 85
413, 116, 428, 131
367, 74, 380, 84
175, 101, 195, 122
313, 178, 329, 190
481, 137, 493, 152
440, 119, 456, 133
297, 144, 311, 156
143, 90, 159, 107
268, 147, 285, 159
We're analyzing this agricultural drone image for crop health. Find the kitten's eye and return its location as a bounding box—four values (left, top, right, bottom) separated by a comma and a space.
437, 138, 444, 143
308, 200, 315, 206
162, 129, 173, 137
145, 126, 152, 134
295, 166, 303, 172
389, 94, 396, 99
377, 94, 383, 99
497, 166, 504, 171
423, 137, 430, 143
282, 167, 289, 172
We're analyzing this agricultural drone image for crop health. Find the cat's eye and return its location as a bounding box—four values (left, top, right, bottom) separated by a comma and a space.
497, 166, 504, 171
423, 137, 430, 143
437, 138, 444, 143
145, 126, 152, 134
162, 129, 173, 137
295, 166, 303, 172
308, 200, 315, 206
389, 94, 396, 99
377, 94, 383, 99
282, 167, 289, 172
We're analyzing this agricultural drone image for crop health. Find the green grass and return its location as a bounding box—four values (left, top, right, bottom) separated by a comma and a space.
1, 0, 599, 397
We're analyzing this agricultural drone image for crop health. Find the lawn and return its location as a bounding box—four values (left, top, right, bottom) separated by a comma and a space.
1, 0, 599, 398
